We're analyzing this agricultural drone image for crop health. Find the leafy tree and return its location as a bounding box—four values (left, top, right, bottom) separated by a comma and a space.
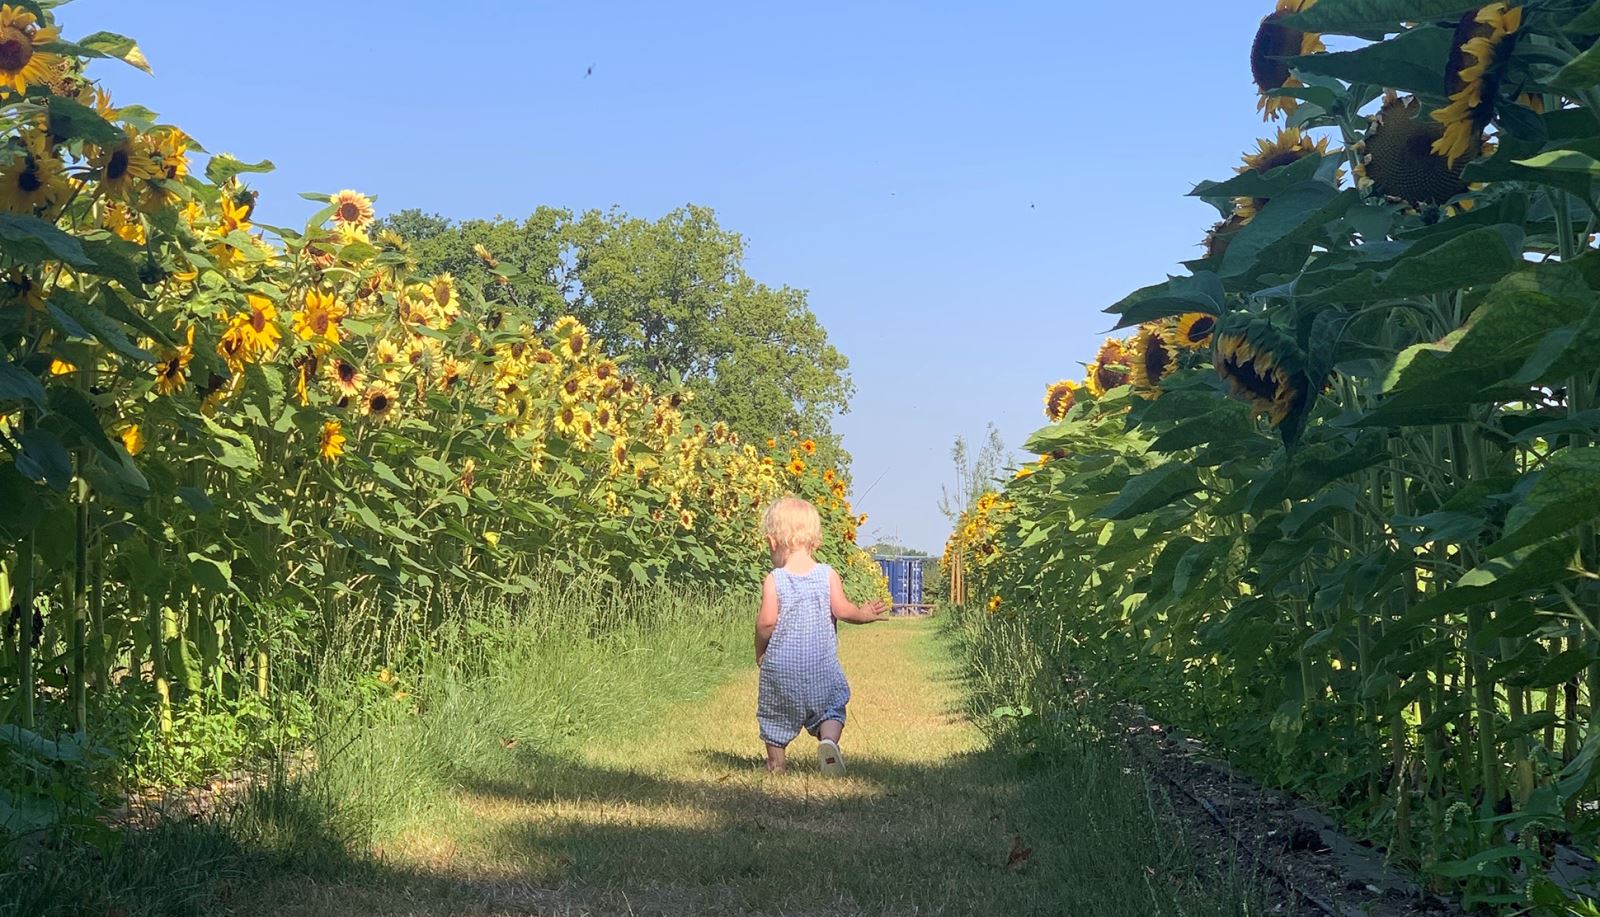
375, 205, 852, 446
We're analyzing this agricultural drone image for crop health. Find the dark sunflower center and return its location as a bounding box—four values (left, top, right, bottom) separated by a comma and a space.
371, 393, 390, 412
569, 333, 584, 353
1366, 101, 1469, 205
339, 362, 356, 383
251, 310, 268, 332
1143, 339, 1170, 379
311, 312, 330, 334
0, 30, 32, 73
511, 341, 527, 358
1250, 15, 1301, 92
107, 148, 129, 182
1186, 316, 1215, 342
338, 201, 362, 223
17, 160, 40, 193
1222, 353, 1279, 402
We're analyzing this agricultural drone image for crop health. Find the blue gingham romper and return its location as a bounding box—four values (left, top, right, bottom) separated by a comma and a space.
757, 564, 850, 747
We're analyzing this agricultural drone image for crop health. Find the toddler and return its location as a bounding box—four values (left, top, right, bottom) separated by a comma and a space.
755, 496, 888, 774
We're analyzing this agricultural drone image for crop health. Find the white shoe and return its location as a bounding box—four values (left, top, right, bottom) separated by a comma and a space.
817, 739, 846, 777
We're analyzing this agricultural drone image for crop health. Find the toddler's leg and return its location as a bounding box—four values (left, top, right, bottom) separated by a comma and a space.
765, 743, 787, 773
818, 719, 843, 744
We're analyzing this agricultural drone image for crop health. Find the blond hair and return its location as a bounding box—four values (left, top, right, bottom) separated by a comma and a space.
763, 496, 822, 559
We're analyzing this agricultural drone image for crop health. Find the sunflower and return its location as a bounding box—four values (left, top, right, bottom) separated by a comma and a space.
1203, 214, 1249, 263
217, 323, 251, 374
319, 420, 346, 462
787, 457, 806, 476
1215, 330, 1304, 427
1361, 93, 1471, 206
1234, 128, 1331, 221
0, 5, 62, 96
593, 358, 618, 384
0, 129, 67, 215
103, 201, 146, 244
679, 509, 696, 531
594, 403, 614, 431
439, 357, 467, 392
986, 595, 1002, 614
473, 243, 498, 268
1043, 379, 1079, 421
1250, 0, 1325, 120
329, 358, 362, 399
1128, 323, 1178, 398
1168, 313, 1216, 350
558, 373, 588, 403
362, 382, 399, 422
373, 338, 403, 381
430, 273, 458, 321
93, 131, 161, 200
801, 438, 817, 455
238, 295, 282, 356
153, 327, 194, 396
1085, 337, 1131, 397
549, 316, 587, 359
1432, 4, 1522, 167
610, 436, 630, 474
292, 290, 346, 348
330, 189, 374, 231
219, 193, 254, 234
120, 424, 145, 456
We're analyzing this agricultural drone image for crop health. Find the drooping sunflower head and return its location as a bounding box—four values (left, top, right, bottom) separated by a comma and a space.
1360, 93, 1471, 207
1128, 322, 1178, 398
331, 189, 374, 231
440, 358, 466, 392
1431, 4, 1523, 168
1213, 318, 1311, 431
1250, 0, 1325, 120
0, 5, 61, 96
1043, 379, 1080, 421
1203, 214, 1249, 264
1085, 337, 1131, 397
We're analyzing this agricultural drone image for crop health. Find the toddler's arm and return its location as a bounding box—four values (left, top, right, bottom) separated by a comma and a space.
754, 573, 778, 665
829, 569, 889, 623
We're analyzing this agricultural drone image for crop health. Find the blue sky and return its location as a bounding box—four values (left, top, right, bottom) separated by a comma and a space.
72, 1, 1279, 553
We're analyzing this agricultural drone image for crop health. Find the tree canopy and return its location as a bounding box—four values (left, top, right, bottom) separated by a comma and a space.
374, 205, 853, 446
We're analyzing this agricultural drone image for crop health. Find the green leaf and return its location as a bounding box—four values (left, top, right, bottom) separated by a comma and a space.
187, 554, 235, 595
1510, 148, 1600, 173
205, 155, 274, 185
1097, 464, 1204, 520
79, 235, 149, 297
1487, 449, 1600, 557
1550, 41, 1600, 93
0, 359, 44, 407
1307, 225, 1522, 304
0, 212, 93, 267
1289, 25, 1451, 96
1425, 845, 1535, 879
1189, 152, 1324, 203
44, 95, 122, 146
71, 30, 152, 72
49, 295, 155, 363
16, 428, 71, 490
1218, 183, 1353, 279
1285, 0, 1483, 36
46, 385, 119, 462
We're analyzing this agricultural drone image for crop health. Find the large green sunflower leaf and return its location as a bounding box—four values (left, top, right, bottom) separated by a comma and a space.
1285, 0, 1483, 36
1097, 464, 1204, 520
1219, 183, 1356, 280
1358, 293, 1581, 425
1304, 224, 1522, 304
1485, 448, 1600, 557
0, 213, 93, 268
1289, 25, 1451, 96
44, 95, 122, 146
205, 155, 275, 186
1189, 152, 1324, 202
1548, 40, 1600, 93
0, 358, 45, 408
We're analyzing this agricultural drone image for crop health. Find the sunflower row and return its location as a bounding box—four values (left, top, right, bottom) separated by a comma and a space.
0, 2, 882, 769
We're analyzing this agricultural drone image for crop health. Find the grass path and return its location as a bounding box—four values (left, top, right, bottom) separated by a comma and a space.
258, 618, 1243, 916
